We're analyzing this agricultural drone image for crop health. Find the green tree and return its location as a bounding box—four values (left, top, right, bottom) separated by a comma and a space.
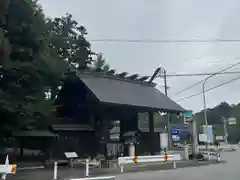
0, 0, 112, 132
0, 0, 56, 128
194, 102, 240, 143
194, 102, 232, 125
0, 0, 11, 64
45, 13, 96, 100
46, 13, 94, 70
91, 53, 110, 73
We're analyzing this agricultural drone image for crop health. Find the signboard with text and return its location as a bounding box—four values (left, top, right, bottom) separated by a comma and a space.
228, 117, 236, 125
202, 125, 214, 143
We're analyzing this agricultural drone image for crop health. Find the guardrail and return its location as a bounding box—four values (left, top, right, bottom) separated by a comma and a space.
118, 154, 181, 172
0, 155, 17, 180
219, 146, 236, 152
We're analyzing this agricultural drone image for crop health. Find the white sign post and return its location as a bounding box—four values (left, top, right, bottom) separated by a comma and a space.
64, 152, 78, 168
199, 134, 207, 142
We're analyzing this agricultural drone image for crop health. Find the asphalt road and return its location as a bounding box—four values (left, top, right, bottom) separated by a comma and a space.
116, 148, 240, 180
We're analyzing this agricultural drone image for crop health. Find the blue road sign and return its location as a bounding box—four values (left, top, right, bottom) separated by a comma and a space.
171, 128, 180, 135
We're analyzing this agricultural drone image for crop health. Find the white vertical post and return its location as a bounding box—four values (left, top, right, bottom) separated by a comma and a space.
184, 143, 189, 160
217, 154, 220, 162
128, 143, 135, 157
208, 153, 211, 161
173, 160, 176, 169
120, 164, 124, 173
85, 159, 89, 177
1, 172, 6, 180
1, 155, 9, 180
53, 161, 58, 180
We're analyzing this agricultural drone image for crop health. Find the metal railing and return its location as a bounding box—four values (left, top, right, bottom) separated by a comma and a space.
118, 154, 181, 172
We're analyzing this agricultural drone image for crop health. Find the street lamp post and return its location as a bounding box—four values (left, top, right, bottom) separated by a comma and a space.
202, 61, 240, 148
202, 76, 212, 148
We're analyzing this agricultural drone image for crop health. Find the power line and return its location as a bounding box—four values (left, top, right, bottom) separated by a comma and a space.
169, 61, 240, 97
91, 38, 240, 43
163, 71, 240, 77
168, 71, 240, 97
170, 80, 204, 97
175, 75, 240, 102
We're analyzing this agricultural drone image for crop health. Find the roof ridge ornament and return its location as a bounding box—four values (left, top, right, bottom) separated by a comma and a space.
76, 71, 156, 86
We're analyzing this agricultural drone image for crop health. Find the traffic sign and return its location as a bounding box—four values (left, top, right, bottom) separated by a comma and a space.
184, 111, 193, 124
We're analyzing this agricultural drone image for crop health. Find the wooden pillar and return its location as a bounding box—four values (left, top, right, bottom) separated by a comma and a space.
120, 118, 128, 156
20, 139, 24, 157
148, 111, 154, 155
94, 114, 102, 156
120, 108, 138, 156
120, 119, 124, 142
102, 118, 109, 159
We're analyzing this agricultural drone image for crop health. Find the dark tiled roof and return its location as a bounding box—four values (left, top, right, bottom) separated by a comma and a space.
78, 73, 185, 112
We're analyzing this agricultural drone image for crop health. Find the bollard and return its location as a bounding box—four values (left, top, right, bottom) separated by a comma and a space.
1, 174, 6, 180
173, 160, 176, 169
53, 162, 58, 180
208, 153, 211, 161
85, 159, 89, 177
217, 154, 221, 162
1, 173, 6, 180
120, 164, 124, 173
184, 144, 189, 160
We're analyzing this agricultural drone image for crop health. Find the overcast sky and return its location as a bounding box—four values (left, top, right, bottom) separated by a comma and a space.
39, 0, 240, 113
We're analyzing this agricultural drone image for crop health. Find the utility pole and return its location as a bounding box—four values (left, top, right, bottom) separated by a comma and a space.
223, 118, 228, 144
161, 68, 172, 149
162, 68, 168, 96
149, 67, 172, 149
192, 119, 198, 155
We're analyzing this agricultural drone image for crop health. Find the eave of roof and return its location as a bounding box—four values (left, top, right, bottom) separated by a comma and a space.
51, 124, 95, 132
13, 130, 57, 137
